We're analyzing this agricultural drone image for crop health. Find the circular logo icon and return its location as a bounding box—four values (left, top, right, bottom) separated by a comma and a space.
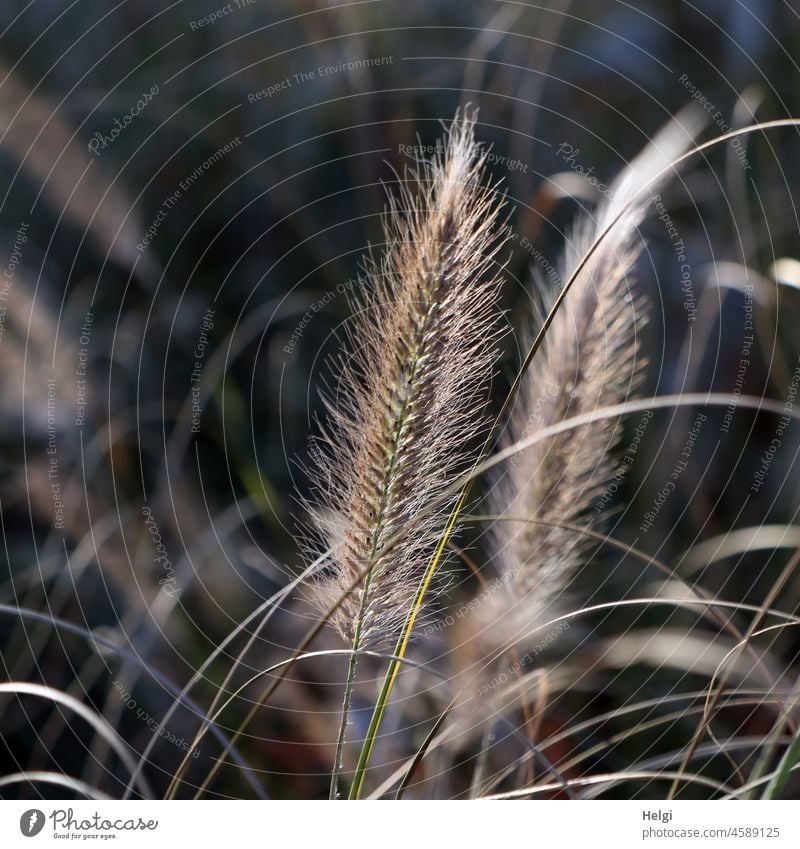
19, 810, 45, 837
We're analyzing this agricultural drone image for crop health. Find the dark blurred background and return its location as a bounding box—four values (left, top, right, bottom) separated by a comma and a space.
1, 0, 800, 800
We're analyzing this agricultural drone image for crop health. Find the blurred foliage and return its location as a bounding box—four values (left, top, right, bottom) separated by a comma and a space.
1, 0, 800, 799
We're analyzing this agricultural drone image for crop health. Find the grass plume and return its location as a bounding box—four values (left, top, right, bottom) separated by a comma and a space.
307, 108, 509, 650
492, 112, 704, 624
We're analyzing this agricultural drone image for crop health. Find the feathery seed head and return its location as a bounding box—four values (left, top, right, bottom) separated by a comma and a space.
307, 108, 509, 648
492, 111, 704, 629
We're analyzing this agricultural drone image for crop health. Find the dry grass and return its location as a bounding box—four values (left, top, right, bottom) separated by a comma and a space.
306, 108, 509, 650
491, 111, 704, 630
2, 10, 800, 802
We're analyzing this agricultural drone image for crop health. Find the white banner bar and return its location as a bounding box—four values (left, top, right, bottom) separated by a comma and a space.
1, 800, 798, 848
